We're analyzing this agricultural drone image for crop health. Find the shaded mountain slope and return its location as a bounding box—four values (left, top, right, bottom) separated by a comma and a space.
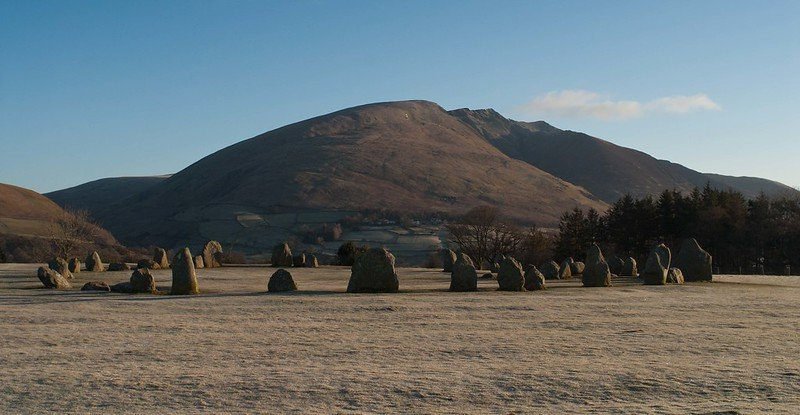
45, 175, 170, 214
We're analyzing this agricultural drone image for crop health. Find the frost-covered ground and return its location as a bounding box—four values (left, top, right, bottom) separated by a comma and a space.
1, 263, 798, 414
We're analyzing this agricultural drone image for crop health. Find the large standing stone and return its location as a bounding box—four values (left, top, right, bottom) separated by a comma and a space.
449, 255, 477, 292
268, 269, 297, 292
346, 247, 399, 293
441, 249, 457, 273
642, 244, 671, 285
68, 258, 81, 273
497, 257, 525, 291
570, 261, 586, 275
667, 268, 685, 284
107, 262, 129, 271
37, 266, 71, 289
201, 240, 223, 268
582, 244, 612, 287
524, 265, 546, 291
85, 251, 104, 272
194, 255, 205, 269
130, 268, 158, 293
293, 253, 306, 268
304, 254, 319, 268
48, 258, 73, 280
271, 243, 293, 267
558, 259, 573, 280
154, 248, 170, 269
81, 281, 110, 292
674, 238, 713, 282
621, 257, 638, 277
608, 256, 625, 275
170, 248, 199, 295
540, 260, 561, 280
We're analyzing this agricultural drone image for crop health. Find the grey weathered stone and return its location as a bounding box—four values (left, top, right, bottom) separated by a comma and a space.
68, 258, 81, 273
201, 240, 223, 268
608, 256, 625, 275
130, 268, 158, 293
271, 243, 293, 267
110, 282, 134, 293
268, 269, 297, 292
85, 251, 104, 272
497, 257, 525, 291
107, 262, 129, 271
582, 244, 612, 287
667, 267, 685, 284
449, 255, 477, 292
293, 253, 306, 268
621, 257, 638, 277
674, 238, 713, 282
540, 260, 560, 280
137, 258, 159, 270
441, 249, 457, 273
642, 244, 671, 285
570, 261, 586, 275
455, 251, 475, 268
346, 247, 399, 293
558, 259, 573, 279
194, 255, 205, 269
48, 258, 73, 280
154, 248, 170, 269
524, 265, 546, 291
170, 247, 199, 295
37, 266, 71, 289
304, 254, 319, 268
81, 281, 110, 292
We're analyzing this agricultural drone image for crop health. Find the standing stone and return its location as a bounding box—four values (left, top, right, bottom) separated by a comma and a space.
621, 257, 638, 277
170, 248, 199, 295
667, 268, 685, 284
582, 244, 612, 287
293, 253, 306, 268
305, 254, 319, 268
68, 258, 81, 273
154, 248, 170, 269
130, 268, 158, 293
673, 238, 713, 282
271, 242, 293, 267
201, 240, 223, 268
81, 281, 110, 292
85, 251, 104, 272
497, 257, 525, 291
524, 265, 546, 291
558, 259, 573, 279
455, 251, 475, 268
268, 269, 297, 292
608, 256, 625, 275
48, 258, 73, 280
37, 266, 71, 289
346, 247, 399, 293
194, 255, 205, 269
441, 249, 457, 273
570, 261, 586, 275
450, 254, 478, 292
642, 244, 671, 285
540, 260, 561, 280
137, 258, 159, 270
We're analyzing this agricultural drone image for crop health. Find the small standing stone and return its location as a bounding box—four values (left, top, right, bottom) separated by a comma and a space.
582, 244, 612, 287
346, 247, 399, 293
449, 254, 478, 292
304, 254, 319, 268
85, 251, 104, 272
441, 249, 457, 273
170, 247, 199, 295
642, 244, 671, 285
68, 258, 81, 273
271, 242, 294, 267
154, 248, 170, 269
130, 268, 158, 293
37, 266, 71, 289
497, 257, 525, 291
540, 260, 561, 280
667, 268, 685, 284
293, 253, 306, 268
524, 265, 546, 291
81, 281, 110, 292
48, 258, 73, 280
194, 255, 205, 269
268, 269, 297, 292
673, 238, 713, 282
201, 240, 223, 268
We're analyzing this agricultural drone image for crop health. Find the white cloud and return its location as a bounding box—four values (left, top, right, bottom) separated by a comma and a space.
519, 90, 720, 120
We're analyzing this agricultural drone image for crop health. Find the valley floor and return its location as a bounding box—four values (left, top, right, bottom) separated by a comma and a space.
0, 264, 798, 414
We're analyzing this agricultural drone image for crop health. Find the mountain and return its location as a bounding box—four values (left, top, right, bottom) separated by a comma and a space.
84, 100, 605, 250
46, 175, 170, 213
450, 108, 798, 201
0, 183, 122, 262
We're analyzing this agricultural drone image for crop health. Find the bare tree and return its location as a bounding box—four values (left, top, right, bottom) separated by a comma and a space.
445, 206, 522, 267
49, 208, 101, 258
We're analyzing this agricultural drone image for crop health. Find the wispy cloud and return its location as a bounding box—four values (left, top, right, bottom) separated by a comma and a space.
519, 90, 720, 120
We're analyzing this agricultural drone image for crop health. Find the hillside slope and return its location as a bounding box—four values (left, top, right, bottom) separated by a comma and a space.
450, 108, 798, 201
45, 175, 170, 213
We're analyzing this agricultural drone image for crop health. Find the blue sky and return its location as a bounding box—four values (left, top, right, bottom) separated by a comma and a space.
1, 0, 798, 193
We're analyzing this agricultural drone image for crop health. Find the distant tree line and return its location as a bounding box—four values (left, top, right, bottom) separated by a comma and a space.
555, 185, 800, 274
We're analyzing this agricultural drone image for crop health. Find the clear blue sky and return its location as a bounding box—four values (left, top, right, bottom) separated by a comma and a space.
2, 0, 798, 193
